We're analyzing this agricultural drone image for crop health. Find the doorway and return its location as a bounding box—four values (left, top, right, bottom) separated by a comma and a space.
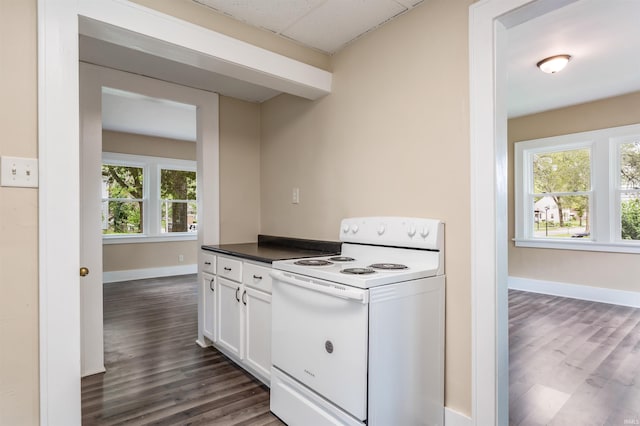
79, 62, 219, 377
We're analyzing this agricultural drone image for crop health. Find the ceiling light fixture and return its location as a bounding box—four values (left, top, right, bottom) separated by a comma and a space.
536, 54, 571, 74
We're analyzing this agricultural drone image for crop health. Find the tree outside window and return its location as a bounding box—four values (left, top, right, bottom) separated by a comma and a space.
102, 164, 144, 234
160, 169, 197, 233
620, 141, 640, 240
532, 148, 591, 238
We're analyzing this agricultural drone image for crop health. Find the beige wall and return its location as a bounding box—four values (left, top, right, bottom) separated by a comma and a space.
508, 92, 640, 293
260, 0, 473, 414
103, 241, 197, 272
130, 0, 330, 71
103, 130, 196, 160
219, 96, 262, 244
0, 0, 39, 424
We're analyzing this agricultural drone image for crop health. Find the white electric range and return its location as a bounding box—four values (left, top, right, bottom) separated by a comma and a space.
269, 217, 445, 426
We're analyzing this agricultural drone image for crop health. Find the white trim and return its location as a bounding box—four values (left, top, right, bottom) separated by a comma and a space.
445, 407, 473, 426
38, 0, 82, 424
103, 234, 198, 244
509, 276, 640, 308
514, 238, 640, 253
103, 264, 197, 283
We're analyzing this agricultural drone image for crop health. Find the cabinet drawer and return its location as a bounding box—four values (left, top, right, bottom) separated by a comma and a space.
202, 252, 216, 274
243, 263, 272, 294
217, 256, 242, 282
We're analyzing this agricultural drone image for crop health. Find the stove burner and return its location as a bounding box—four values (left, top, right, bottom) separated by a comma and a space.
340, 267, 376, 275
294, 259, 333, 266
329, 256, 356, 262
369, 263, 409, 270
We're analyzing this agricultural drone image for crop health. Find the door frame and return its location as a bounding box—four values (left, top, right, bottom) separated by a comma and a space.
468, 0, 578, 424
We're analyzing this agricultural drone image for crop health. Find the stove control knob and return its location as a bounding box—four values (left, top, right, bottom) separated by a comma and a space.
351, 225, 359, 234
377, 225, 386, 235
420, 227, 430, 238
342, 224, 350, 234
408, 226, 416, 237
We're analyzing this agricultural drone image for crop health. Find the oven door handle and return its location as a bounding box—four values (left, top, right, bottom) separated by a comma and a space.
270, 270, 368, 303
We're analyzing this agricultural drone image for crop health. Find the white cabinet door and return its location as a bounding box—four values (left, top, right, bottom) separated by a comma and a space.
216, 277, 243, 358
243, 287, 272, 380
202, 273, 216, 342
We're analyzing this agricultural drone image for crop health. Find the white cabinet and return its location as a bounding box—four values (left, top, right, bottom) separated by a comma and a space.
202, 273, 216, 341
216, 276, 243, 358
210, 255, 273, 385
243, 286, 272, 379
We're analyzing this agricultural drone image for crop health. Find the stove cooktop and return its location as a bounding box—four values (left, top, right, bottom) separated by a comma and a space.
272, 243, 442, 289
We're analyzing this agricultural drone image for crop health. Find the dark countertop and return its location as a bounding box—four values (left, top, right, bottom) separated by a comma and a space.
202, 234, 341, 264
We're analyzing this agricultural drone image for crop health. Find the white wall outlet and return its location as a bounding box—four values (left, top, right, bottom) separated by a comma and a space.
1, 156, 38, 188
292, 187, 300, 204
179, 254, 184, 262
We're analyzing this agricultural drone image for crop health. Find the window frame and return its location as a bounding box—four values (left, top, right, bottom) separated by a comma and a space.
515, 123, 640, 254
102, 152, 197, 244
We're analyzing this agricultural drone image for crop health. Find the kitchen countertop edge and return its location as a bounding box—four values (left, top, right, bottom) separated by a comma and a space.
201, 234, 341, 264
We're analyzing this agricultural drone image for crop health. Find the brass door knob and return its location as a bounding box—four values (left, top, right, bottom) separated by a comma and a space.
80, 267, 90, 277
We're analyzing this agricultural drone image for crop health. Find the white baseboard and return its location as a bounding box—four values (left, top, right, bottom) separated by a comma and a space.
508, 276, 640, 308
103, 264, 197, 283
445, 407, 472, 426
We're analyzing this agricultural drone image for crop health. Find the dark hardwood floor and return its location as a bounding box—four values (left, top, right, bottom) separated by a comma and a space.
509, 290, 640, 426
81, 275, 284, 426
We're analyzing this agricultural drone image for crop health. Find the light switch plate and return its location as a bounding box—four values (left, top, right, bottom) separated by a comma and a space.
1, 156, 39, 188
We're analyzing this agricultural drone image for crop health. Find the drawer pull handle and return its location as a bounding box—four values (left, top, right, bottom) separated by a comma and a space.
204, 261, 212, 265
235, 287, 240, 302
253, 275, 263, 280
224, 267, 232, 271
209, 278, 215, 291
242, 290, 247, 305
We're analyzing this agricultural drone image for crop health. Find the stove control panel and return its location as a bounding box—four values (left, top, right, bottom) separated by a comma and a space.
339, 217, 443, 251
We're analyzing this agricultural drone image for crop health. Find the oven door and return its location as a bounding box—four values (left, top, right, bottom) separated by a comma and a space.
271, 270, 369, 421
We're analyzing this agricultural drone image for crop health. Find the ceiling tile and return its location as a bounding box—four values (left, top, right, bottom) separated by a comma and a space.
282, 0, 407, 53
194, 0, 326, 33
394, 0, 424, 8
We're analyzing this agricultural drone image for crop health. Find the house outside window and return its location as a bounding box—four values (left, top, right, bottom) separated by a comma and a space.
102, 152, 197, 243
515, 123, 640, 253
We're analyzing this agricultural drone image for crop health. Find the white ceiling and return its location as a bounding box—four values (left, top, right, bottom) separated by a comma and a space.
193, 0, 424, 54
93, 0, 640, 138
101, 88, 197, 141
506, 0, 640, 117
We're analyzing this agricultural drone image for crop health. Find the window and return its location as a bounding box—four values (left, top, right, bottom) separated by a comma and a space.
160, 168, 197, 233
515, 123, 640, 253
102, 152, 197, 243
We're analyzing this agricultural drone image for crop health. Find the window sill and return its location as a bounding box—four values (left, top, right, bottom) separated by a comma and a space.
513, 238, 640, 254
103, 234, 198, 245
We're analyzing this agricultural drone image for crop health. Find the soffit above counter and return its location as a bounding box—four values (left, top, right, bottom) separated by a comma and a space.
78, 0, 332, 102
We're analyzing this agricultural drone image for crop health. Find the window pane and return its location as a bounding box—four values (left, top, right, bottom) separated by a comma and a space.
533, 148, 590, 193
532, 195, 590, 238
102, 165, 143, 199
102, 201, 142, 234
621, 193, 640, 240
161, 169, 196, 200
620, 142, 640, 190
161, 201, 197, 233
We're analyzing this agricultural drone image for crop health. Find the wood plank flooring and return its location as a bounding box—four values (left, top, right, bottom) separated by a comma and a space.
81, 275, 284, 426
509, 290, 640, 426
